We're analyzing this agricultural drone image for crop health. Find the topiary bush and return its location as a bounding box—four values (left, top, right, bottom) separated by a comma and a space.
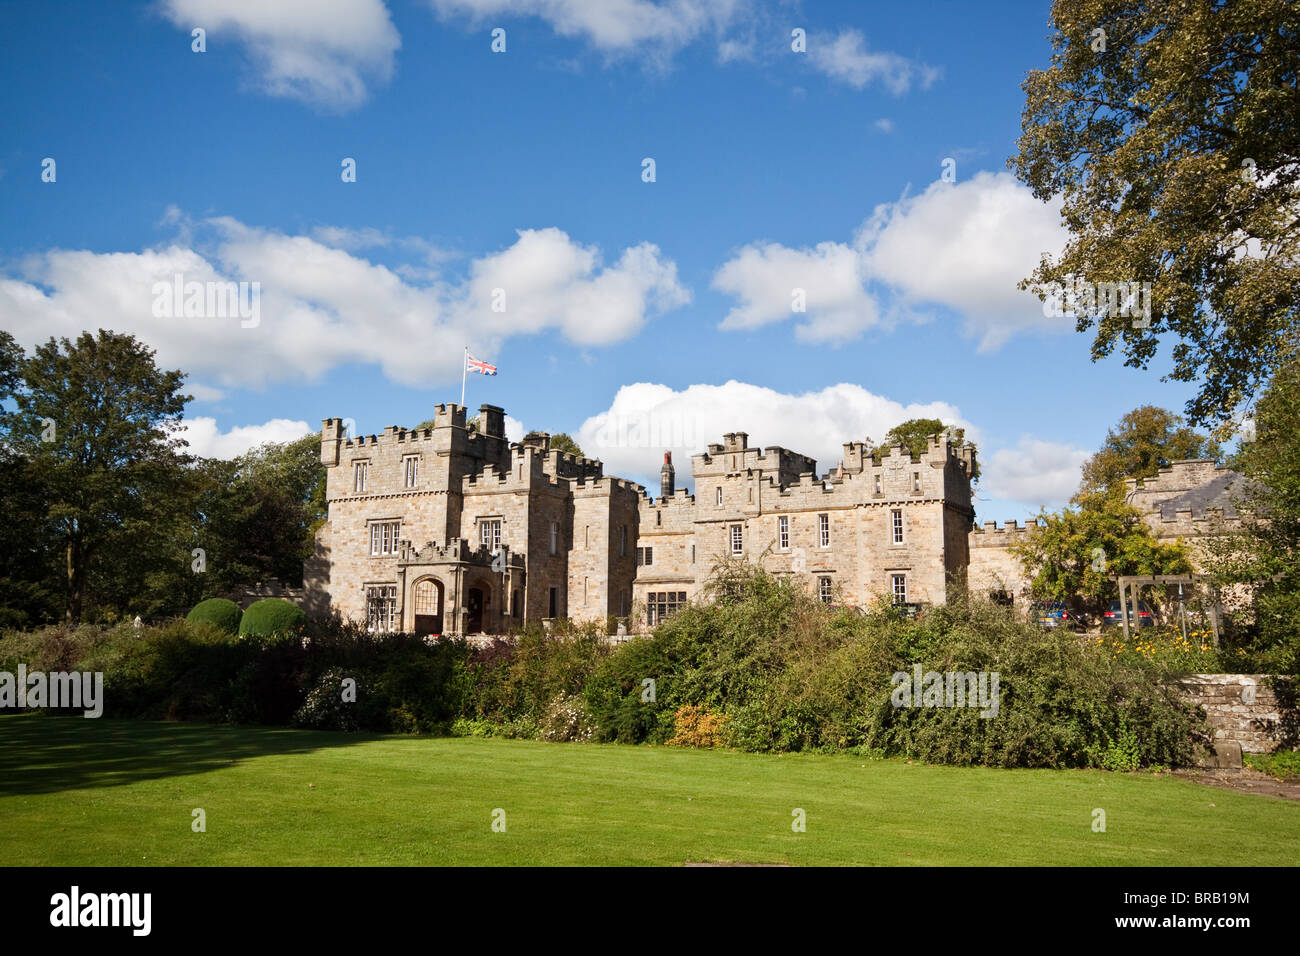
238, 598, 306, 638
185, 598, 242, 635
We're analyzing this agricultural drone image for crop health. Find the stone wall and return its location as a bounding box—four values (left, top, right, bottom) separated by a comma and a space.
967, 520, 1037, 603
631, 432, 978, 618
1174, 674, 1293, 754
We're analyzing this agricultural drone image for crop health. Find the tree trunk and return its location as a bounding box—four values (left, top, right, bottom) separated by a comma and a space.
65, 536, 82, 625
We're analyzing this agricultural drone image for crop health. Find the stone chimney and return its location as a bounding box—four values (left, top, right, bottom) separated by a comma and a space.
660, 451, 675, 498
478, 404, 505, 439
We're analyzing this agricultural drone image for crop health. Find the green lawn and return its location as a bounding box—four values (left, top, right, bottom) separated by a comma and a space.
2, 713, 1296, 866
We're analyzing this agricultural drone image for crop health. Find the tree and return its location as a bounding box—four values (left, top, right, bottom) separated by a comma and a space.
548, 433, 583, 457
1204, 357, 1300, 673
878, 418, 980, 481
1012, 0, 1300, 426
1077, 405, 1221, 499
5, 330, 190, 624
188, 433, 325, 599
1011, 491, 1192, 618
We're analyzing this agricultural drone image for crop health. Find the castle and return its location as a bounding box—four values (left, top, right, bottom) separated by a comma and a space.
304, 401, 1242, 634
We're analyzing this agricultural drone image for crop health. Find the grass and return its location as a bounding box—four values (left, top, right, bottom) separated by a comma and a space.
2, 713, 1298, 866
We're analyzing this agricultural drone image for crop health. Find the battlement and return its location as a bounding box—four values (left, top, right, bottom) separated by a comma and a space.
399, 538, 524, 567
573, 475, 644, 496
1125, 459, 1229, 496
1126, 459, 1249, 525
638, 487, 697, 507
432, 403, 468, 430
969, 519, 1042, 545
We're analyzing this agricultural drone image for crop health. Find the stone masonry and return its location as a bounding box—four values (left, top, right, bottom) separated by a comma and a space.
308, 411, 1244, 635
1174, 674, 1290, 754
308, 406, 979, 634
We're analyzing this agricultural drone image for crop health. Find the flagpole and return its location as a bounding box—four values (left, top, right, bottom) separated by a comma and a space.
460, 345, 467, 409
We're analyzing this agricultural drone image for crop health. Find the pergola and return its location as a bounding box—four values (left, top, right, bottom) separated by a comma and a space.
1111, 573, 1221, 647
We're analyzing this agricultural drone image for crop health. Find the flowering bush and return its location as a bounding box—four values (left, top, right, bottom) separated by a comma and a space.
539, 693, 594, 742
1098, 626, 1225, 672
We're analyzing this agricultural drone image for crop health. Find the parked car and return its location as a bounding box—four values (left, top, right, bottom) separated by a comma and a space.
1029, 600, 1073, 629
1102, 600, 1157, 628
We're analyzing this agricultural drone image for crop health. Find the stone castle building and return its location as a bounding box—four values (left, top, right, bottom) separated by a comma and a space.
305, 401, 1240, 635
966, 459, 1248, 602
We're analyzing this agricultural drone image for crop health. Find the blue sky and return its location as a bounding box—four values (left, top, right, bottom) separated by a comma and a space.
0, 0, 1207, 522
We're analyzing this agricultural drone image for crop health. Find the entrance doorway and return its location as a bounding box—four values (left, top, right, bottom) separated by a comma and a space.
467, 586, 485, 633
413, 579, 443, 636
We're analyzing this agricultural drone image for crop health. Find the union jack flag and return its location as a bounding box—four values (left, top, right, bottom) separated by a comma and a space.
466, 353, 497, 376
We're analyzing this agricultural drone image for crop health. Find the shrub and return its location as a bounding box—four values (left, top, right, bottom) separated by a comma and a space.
238, 598, 306, 638
539, 693, 595, 742
185, 598, 242, 635
665, 704, 729, 748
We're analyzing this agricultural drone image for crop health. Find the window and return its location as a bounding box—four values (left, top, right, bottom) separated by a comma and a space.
891, 574, 908, 604
369, 520, 401, 556
637, 547, 654, 567
819, 513, 830, 548
818, 576, 832, 604
479, 518, 502, 551
892, 509, 904, 544
353, 460, 368, 493
548, 587, 558, 618
413, 580, 439, 615
874, 474, 882, 495
778, 515, 789, 551
730, 524, 743, 555
691, 544, 696, 564
620, 525, 627, 557
620, 589, 629, 616
748, 487, 753, 503
403, 455, 419, 488
656, 510, 661, 526
512, 589, 521, 617
550, 521, 558, 556
366, 585, 397, 633
647, 591, 687, 626
583, 576, 589, 605
913, 471, 921, 493
715, 486, 723, 507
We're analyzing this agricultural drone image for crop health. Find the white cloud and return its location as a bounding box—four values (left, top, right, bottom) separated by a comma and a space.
0, 218, 689, 389
179, 416, 313, 459
711, 240, 878, 344
873, 118, 895, 134
857, 171, 1069, 349
982, 437, 1088, 508
160, 0, 401, 110
186, 382, 226, 402
429, 0, 745, 63
711, 171, 1068, 349
809, 29, 939, 94
576, 380, 972, 489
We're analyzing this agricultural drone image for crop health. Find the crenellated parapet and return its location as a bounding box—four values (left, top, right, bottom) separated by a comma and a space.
968, 519, 1041, 548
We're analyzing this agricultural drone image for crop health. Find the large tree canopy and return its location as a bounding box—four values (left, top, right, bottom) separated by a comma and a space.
1205, 356, 1300, 673
1077, 405, 1221, 499
1013, 0, 1300, 426
1012, 490, 1192, 616
6, 330, 190, 624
